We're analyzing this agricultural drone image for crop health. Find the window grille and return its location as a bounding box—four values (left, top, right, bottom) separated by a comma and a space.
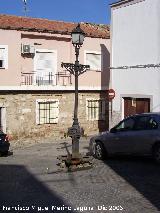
87, 99, 105, 120
37, 100, 59, 124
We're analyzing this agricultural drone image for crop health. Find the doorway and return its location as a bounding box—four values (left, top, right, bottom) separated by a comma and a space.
123, 97, 150, 118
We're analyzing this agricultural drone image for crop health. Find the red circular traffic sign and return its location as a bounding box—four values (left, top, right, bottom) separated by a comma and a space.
108, 89, 115, 101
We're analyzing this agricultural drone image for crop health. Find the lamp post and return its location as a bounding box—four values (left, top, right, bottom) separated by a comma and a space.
61, 24, 90, 159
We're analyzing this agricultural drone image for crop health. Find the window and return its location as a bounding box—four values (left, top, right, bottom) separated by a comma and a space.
85, 51, 101, 71
135, 116, 158, 130
116, 118, 135, 131
34, 49, 57, 85
86, 99, 105, 120
148, 118, 158, 129
0, 45, 8, 69
36, 99, 59, 124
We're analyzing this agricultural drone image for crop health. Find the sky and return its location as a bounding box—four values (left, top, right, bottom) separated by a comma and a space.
0, 0, 117, 24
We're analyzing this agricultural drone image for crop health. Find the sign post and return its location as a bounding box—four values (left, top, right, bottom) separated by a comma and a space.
108, 89, 115, 120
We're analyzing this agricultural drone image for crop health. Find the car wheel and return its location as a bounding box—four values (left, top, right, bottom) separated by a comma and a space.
95, 141, 106, 160
1, 151, 8, 157
153, 145, 160, 164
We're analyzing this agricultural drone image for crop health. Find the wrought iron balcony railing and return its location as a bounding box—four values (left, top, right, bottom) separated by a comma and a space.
21, 71, 72, 86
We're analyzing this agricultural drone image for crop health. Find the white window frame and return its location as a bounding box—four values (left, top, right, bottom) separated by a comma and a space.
0, 45, 8, 69
84, 50, 101, 71
36, 99, 59, 124
86, 98, 106, 121
34, 49, 57, 85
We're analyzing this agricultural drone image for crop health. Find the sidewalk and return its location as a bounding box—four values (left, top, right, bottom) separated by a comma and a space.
1, 134, 159, 212
10, 135, 92, 157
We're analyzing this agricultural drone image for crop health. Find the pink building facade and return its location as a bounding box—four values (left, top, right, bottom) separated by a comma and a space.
0, 15, 110, 140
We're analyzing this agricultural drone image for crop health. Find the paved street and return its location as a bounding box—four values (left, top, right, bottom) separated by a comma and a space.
0, 138, 160, 213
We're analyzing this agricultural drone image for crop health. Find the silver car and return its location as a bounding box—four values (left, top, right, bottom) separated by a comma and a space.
90, 113, 160, 163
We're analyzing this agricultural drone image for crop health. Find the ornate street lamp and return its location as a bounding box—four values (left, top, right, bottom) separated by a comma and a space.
61, 24, 90, 159
71, 23, 85, 46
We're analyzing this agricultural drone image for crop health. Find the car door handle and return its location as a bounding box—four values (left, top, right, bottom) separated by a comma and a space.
115, 137, 119, 140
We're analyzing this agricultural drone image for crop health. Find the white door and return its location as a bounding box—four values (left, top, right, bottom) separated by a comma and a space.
34, 50, 57, 85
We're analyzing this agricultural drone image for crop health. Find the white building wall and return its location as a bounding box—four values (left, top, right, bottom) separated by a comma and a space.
111, 0, 160, 116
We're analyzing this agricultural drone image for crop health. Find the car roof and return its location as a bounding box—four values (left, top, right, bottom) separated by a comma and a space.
127, 112, 160, 119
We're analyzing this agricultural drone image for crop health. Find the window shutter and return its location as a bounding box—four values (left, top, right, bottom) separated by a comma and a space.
50, 101, 59, 123
0, 48, 5, 68
36, 52, 55, 71
0, 49, 5, 60
0, 46, 8, 69
86, 53, 101, 71
35, 51, 56, 84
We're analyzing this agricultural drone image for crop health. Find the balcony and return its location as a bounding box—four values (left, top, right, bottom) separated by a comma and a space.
21, 71, 72, 86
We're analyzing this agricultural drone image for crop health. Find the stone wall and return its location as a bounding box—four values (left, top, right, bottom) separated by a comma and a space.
0, 91, 109, 140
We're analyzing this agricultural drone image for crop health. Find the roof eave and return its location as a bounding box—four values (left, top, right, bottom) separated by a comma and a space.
110, 0, 135, 8
0, 26, 110, 39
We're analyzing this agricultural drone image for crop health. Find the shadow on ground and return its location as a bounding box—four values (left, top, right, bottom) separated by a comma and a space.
0, 164, 74, 213
83, 141, 160, 210
103, 156, 160, 210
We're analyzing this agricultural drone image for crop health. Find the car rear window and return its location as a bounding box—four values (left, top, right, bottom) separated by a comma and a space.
135, 116, 158, 130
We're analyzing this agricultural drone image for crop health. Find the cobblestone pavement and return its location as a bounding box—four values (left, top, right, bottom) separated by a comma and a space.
0, 137, 160, 213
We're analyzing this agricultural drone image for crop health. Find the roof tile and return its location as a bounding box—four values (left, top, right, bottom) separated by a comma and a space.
0, 14, 110, 39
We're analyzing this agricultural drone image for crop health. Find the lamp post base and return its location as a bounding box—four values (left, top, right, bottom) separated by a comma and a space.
57, 154, 93, 172
57, 121, 93, 172
67, 120, 81, 159
72, 136, 81, 159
